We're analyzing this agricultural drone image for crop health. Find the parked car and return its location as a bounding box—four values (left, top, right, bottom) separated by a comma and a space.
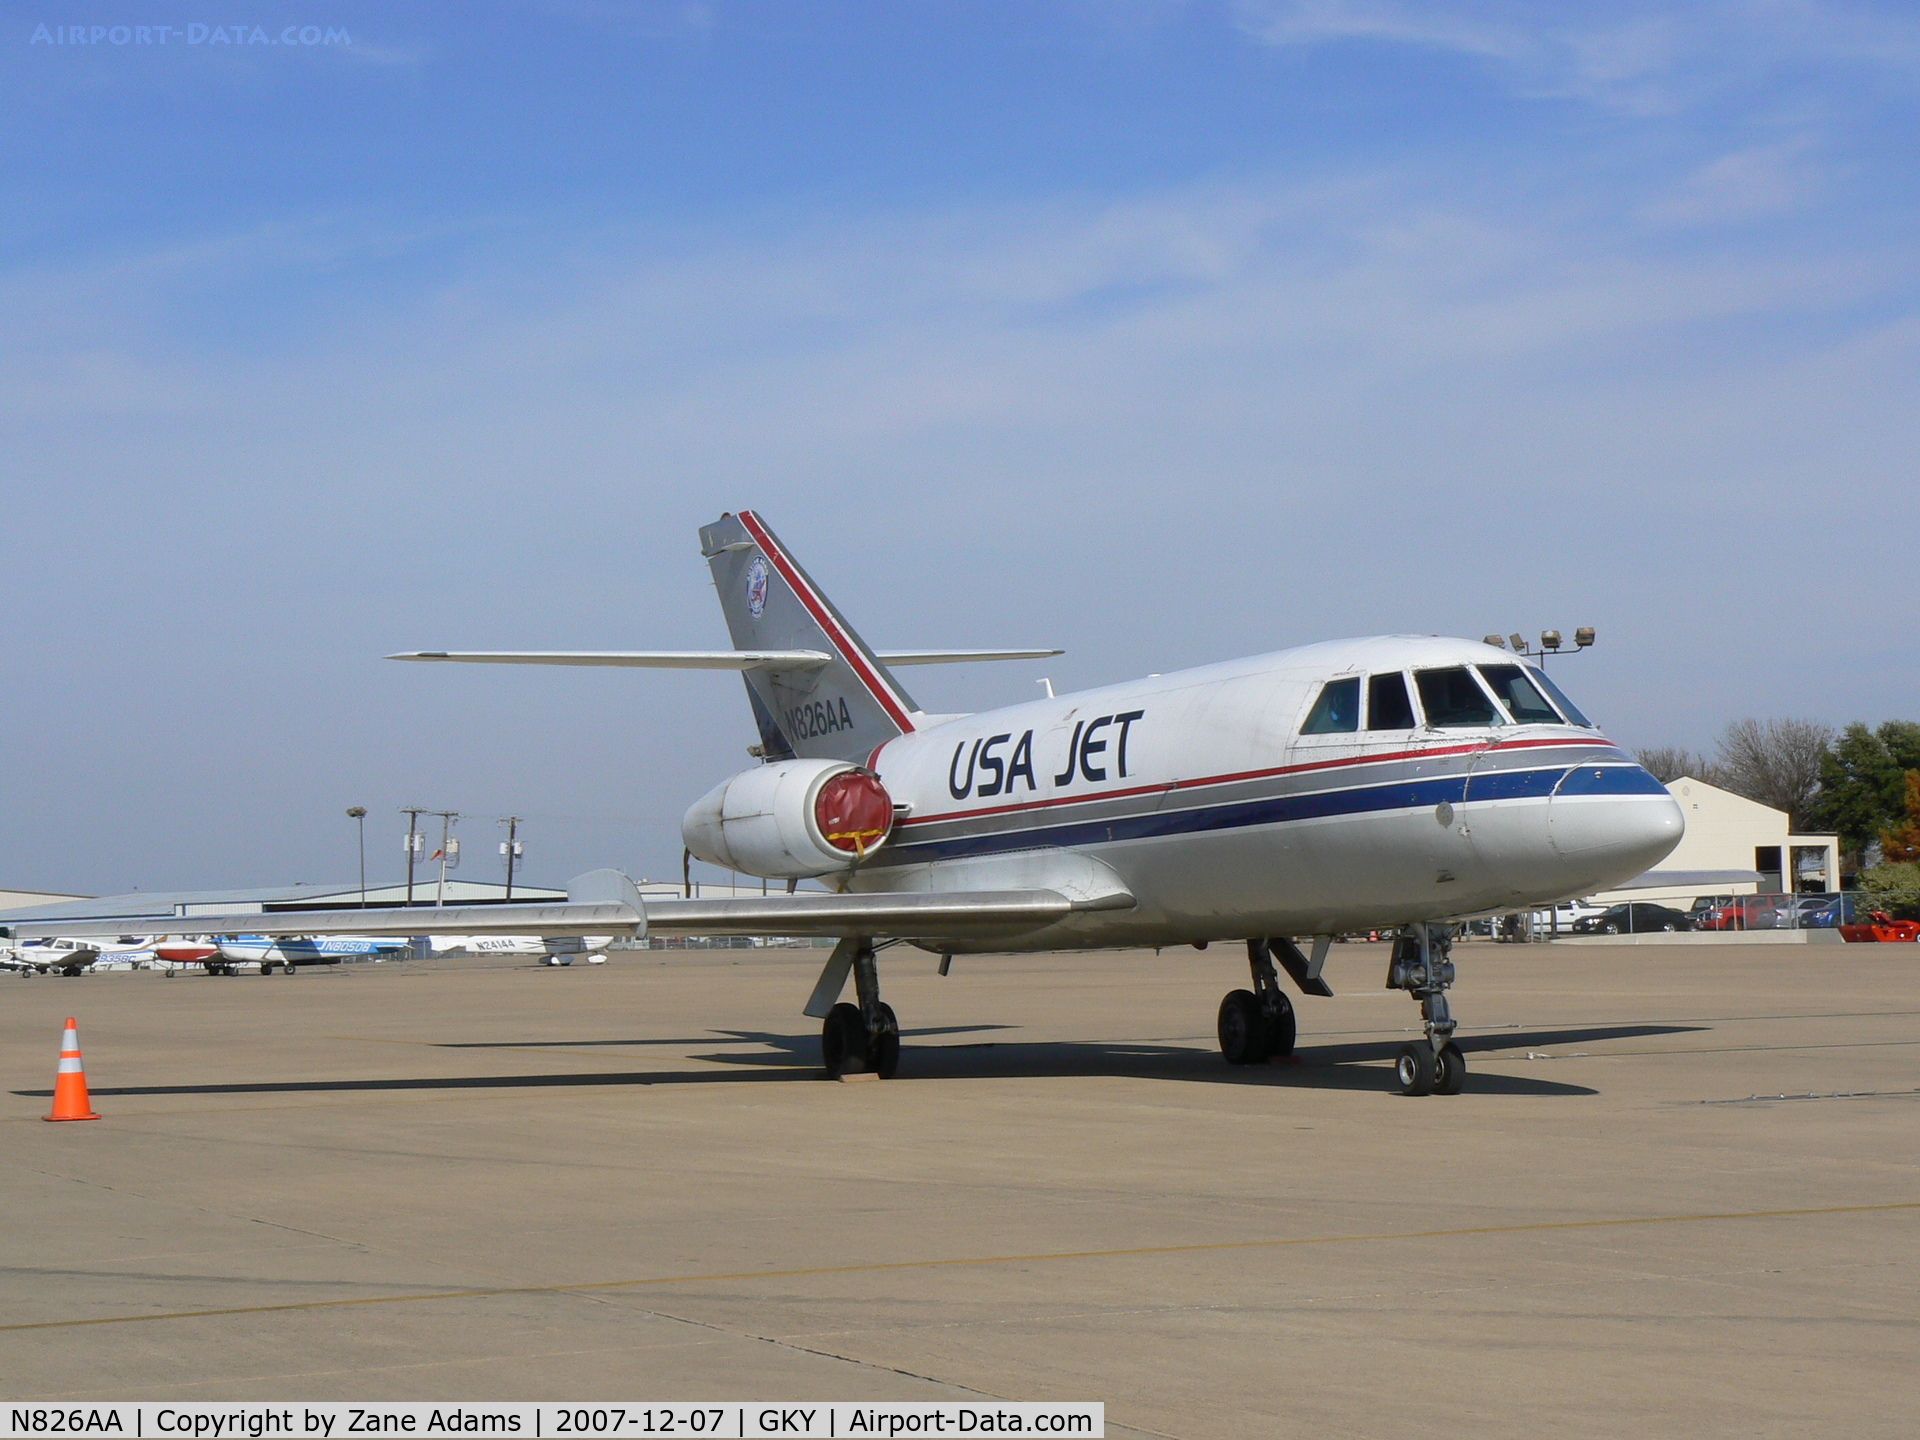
1840, 910, 1920, 943
1571, 902, 1693, 935
1802, 895, 1865, 928
1693, 896, 1793, 931
1532, 901, 1610, 932
1791, 896, 1837, 926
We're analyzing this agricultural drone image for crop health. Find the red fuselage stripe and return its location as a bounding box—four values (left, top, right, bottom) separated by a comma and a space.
898, 733, 1614, 828
738, 511, 916, 733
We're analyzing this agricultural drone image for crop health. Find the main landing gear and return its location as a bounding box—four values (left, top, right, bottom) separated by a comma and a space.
1217, 938, 1298, 1065
1386, 923, 1466, 1097
815, 938, 900, 1080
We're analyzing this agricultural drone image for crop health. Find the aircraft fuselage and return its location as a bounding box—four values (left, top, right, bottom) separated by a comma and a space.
857, 634, 1680, 950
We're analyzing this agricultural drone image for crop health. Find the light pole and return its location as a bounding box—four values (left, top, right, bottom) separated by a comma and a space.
1484, 626, 1596, 671
346, 807, 367, 908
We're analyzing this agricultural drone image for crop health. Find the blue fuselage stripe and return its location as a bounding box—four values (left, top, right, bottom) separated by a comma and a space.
886, 763, 1664, 864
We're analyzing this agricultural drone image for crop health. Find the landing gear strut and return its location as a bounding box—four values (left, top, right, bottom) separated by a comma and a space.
1386, 923, 1466, 1096
817, 939, 899, 1079
1218, 938, 1297, 1065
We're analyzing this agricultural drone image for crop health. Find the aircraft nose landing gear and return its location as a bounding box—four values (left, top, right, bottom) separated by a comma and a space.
1387, 923, 1466, 1096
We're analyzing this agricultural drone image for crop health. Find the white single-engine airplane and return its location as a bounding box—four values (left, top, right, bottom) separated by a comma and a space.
20, 511, 1682, 1094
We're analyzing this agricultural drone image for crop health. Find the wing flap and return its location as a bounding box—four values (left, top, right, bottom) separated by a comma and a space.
643, 889, 1078, 936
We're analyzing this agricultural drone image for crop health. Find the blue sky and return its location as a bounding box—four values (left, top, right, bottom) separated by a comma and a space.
4, 1, 1917, 895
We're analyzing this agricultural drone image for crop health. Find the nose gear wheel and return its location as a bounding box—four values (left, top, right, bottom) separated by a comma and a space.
1386, 923, 1468, 1096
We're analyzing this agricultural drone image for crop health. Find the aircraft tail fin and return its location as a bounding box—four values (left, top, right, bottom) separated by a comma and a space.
699, 511, 919, 764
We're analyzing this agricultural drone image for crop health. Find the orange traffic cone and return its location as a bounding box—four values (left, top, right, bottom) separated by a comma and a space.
45, 1017, 101, 1122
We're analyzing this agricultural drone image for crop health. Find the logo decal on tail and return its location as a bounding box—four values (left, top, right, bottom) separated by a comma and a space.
746, 557, 769, 618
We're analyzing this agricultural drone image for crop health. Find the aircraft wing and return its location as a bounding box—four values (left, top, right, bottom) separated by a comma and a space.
9, 871, 1119, 943
12, 902, 642, 941
1608, 868, 1766, 891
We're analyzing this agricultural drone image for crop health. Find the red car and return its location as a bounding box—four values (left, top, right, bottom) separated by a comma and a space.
1692, 897, 1789, 931
1839, 911, 1920, 943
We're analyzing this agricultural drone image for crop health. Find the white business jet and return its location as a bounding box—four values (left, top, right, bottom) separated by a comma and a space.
21, 512, 1681, 1094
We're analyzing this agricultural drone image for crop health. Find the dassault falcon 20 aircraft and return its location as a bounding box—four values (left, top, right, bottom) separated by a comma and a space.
21, 511, 1683, 1095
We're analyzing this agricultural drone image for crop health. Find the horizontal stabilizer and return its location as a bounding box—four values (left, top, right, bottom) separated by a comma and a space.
387, 649, 1060, 670
872, 649, 1062, 666
388, 650, 833, 671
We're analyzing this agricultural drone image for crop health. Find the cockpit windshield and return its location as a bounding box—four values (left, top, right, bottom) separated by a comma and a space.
1367, 672, 1417, 730
1476, 664, 1563, 724
1529, 669, 1595, 727
1301, 676, 1360, 734
1414, 667, 1500, 727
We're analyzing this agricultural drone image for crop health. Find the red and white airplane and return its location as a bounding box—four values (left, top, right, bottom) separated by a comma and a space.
21, 512, 1682, 1094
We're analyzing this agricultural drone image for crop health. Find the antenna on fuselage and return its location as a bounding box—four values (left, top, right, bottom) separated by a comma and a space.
1037, 677, 1055, 698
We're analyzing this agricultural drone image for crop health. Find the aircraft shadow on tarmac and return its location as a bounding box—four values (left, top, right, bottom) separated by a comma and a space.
678, 1022, 1703, 1097
433, 1024, 1016, 1049
24, 1024, 1701, 1101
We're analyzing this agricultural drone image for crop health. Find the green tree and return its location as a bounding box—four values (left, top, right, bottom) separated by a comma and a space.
1855, 861, 1920, 921
1810, 721, 1920, 853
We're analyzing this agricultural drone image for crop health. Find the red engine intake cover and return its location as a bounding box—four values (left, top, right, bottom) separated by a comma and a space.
815, 769, 893, 856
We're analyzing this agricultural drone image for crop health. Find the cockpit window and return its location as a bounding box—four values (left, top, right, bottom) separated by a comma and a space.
1301, 676, 1360, 734
1367, 672, 1416, 730
1476, 664, 1563, 724
1530, 669, 1595, 727
1414, 667, 1500, 727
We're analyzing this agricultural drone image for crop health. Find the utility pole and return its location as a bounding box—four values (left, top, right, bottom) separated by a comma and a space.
433, 811, 460, 907
401, 807, 426, 906
498, 816, 523, 901
346, 807, 367, 908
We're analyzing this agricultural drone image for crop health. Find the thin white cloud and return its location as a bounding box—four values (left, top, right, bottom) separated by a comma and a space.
1640, 136, 1827, 226
1235, 0, 1920, 113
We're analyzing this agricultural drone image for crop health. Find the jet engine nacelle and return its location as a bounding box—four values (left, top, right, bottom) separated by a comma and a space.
681, 758, 895, 879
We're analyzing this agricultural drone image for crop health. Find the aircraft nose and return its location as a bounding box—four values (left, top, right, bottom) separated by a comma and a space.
1547, 763, 1684, 888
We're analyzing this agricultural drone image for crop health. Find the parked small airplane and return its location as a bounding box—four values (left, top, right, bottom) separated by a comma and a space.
212, 934, 416, 974
2, 937, 103, 976
1, 935, 216, 975
22, 512, 1683, 1093
420, 934, 613, 965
